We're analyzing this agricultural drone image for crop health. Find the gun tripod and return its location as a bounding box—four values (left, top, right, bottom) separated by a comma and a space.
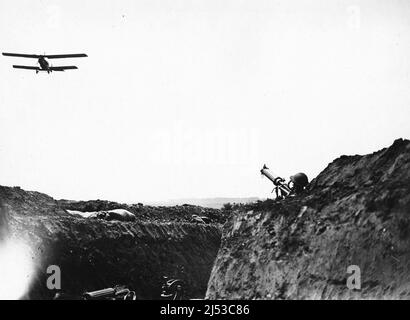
272, 177, 293, 199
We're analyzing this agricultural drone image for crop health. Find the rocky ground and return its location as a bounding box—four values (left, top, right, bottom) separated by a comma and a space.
0, 187, 228, 299
206, 138, 410, 299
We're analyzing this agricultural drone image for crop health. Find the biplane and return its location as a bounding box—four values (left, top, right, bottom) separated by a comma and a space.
2, 52, 87, 73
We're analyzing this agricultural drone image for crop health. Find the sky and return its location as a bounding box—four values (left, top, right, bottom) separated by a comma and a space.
0, 0, 409, 203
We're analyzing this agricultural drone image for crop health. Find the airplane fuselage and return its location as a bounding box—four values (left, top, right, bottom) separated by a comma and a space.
38, 57, 51, 73
38, 57, 49, 69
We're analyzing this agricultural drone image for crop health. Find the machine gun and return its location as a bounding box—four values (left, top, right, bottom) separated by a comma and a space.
54, 279, 185, 300
82, 285, 136, 300
54, 285, 137, 300
260, 164, 308, 199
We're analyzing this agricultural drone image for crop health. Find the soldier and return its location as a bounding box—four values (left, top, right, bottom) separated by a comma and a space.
289, 173, 309, 194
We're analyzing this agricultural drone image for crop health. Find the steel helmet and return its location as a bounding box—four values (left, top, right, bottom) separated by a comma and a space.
290, 172, 309, 193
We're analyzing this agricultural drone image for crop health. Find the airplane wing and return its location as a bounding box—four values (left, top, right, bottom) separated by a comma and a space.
49, 66, 78, 71
45, 54, 87, 59
3, 53, 40, 58
12, 65, 40, 71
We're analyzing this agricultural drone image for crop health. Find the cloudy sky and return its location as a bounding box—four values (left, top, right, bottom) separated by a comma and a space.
1, 0, 409, 202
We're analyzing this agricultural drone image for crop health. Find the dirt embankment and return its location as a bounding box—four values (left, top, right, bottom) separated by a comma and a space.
206, 139, 410, 299
0, 187, 226, 299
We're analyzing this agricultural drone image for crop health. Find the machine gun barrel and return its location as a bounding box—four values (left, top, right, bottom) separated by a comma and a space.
260, 165, 279, 183
83, 287, 116, 299
82, 285, 136, 300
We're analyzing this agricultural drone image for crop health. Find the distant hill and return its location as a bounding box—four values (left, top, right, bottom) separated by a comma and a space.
147, 197, 262, 209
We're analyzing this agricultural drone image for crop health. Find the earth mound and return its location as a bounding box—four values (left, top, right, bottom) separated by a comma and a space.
206, 139, 410, 299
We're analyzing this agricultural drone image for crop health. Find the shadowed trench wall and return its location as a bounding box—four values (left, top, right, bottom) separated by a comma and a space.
0, 187, 223, 299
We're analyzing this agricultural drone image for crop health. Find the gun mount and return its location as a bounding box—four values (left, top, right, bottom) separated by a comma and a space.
160, 276, 185, 300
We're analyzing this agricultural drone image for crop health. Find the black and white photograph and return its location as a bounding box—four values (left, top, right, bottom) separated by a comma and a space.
0, 0, 410, 311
